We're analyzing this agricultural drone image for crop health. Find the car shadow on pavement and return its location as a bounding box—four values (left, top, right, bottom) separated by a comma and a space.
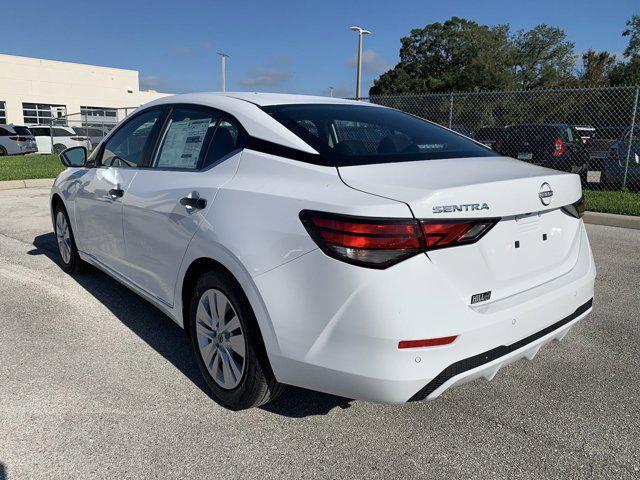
30, 232, 353, 417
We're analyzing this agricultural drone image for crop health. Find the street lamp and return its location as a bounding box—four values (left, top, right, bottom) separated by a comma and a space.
349, 26, 371, 100
217, 52, 229, 92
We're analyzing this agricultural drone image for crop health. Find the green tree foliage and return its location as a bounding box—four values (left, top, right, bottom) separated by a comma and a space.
512, 25, 575, 89
370, 15, 640, 95
578, 50, 617, 87
370, 17, 515, 94
622, 14, 640, 58
610, 14, 640, 86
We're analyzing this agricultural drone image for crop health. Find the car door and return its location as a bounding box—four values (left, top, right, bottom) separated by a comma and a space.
32, 127, 52, 154
121, 106, 244, 306
73, 108, 165, 273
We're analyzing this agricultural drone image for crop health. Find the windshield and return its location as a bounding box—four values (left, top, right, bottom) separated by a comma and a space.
262, 104, 496, 166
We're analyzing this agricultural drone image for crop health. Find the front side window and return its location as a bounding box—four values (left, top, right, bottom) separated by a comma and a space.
153, 108, 219, 169
101, 109, 161, 167
262, 104, 495, 166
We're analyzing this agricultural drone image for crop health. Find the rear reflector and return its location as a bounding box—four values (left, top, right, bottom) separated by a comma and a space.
398, 336, 458, 349
300, 210, 499, 269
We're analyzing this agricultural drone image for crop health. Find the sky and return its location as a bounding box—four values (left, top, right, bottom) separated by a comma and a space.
3, 0, 638, 98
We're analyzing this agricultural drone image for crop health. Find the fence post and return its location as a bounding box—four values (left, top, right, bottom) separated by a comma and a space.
622, 86, 639, 190
49, 118, 54, 155
448, 93, 454, 129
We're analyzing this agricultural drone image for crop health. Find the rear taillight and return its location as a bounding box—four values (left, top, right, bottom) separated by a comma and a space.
299, 210, 423, 268
495, 138, 504, 153
70, 136, 85, 141
553, 137, 566, 157
606, 146, 618, 161
300, 210, 499, 269
9, 136, 29, 142
420, 220, 498, 251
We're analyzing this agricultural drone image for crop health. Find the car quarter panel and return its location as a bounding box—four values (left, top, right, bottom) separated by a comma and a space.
174, 150, 414, 352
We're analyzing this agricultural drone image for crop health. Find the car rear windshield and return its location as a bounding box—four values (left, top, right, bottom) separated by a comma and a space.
261, 104, 496, 166
13, 126, 33, 136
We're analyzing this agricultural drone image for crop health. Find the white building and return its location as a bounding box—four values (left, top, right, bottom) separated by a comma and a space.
0, 54, 170, 127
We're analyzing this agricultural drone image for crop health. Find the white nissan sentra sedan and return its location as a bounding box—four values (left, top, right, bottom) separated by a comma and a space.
50, 93, 595, 410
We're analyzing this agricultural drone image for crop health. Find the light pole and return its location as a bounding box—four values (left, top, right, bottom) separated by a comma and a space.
218, 52, 229, 92
349, 26, 371, 100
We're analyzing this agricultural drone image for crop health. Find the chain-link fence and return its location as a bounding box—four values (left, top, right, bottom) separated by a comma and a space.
47, 107, 138, 154
362, 86, 640, 191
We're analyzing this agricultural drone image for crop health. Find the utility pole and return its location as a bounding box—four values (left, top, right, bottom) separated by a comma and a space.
217, 52, 229, 92
349, 26, 371, 100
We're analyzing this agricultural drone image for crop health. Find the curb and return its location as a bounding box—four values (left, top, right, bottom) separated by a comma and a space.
583, 211, 640, 230
0, 178, 55, 191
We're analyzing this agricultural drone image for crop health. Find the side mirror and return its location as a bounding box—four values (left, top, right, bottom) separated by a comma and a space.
60, 146, 87, 168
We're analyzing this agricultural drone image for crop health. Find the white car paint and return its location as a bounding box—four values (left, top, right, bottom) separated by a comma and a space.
50, 92, 595, 404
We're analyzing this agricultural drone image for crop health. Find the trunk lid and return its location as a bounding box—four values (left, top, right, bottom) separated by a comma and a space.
338, 156, 584, 304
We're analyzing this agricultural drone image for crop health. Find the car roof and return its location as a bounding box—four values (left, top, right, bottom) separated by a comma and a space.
138, 92, 381, 154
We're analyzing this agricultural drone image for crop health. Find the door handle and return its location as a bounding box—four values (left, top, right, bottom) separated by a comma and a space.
180, 196, 207, 210
109, 188, 124, 199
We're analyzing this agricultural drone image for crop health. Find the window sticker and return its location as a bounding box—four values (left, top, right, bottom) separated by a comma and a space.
156, 118, 212, 169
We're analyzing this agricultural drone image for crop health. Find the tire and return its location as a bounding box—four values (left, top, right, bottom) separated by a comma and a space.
53, 144, 66, 155
53, 202, 87, 274
189, 270, 285, 410
0, 145, 7, 156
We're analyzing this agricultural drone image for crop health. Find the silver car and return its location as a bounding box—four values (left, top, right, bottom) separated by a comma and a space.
0, 124, 38, 155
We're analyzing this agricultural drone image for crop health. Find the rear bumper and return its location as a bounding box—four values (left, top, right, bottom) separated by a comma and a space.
410, 298, 592, 401
256, 221, 596, 403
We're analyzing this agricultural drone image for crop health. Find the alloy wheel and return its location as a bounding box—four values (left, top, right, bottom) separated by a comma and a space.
196, 289, 246, 390
55, 211, 71, 264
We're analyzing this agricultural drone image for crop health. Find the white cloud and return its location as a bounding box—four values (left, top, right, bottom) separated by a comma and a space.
140, 75, 161, 89
346, 49, 390, 75
239, 57, 293, 88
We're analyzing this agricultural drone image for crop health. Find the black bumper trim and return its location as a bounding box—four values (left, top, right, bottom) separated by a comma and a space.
408, 298, 593, 401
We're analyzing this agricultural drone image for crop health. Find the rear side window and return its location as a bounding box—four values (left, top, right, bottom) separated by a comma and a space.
262, 104, 495, 166
202, 119, 242, 168
53, 127, 72, 137
153, 108, 219, 169
13, 126, 32, 136
32, 127, 49, 136
101, 109, 161, 167
0, 127, 10, 136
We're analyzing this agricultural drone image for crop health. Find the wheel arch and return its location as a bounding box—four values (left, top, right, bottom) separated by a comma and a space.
178, 254, 281, 361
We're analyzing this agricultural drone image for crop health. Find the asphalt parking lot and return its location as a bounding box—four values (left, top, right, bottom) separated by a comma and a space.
0, 187, 638, 480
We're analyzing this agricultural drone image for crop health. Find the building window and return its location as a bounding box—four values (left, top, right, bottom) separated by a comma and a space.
22, 103, 67, 125
0, 101, 6, 124
80, 106, 118, 127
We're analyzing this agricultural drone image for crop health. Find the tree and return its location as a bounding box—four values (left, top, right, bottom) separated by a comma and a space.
622, 14, 640, 58
369, 17, 515, 95
370, 19, 577, 95
609, 14, 640, 86
578, 50, 617, 87
512, 25, 576, 89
